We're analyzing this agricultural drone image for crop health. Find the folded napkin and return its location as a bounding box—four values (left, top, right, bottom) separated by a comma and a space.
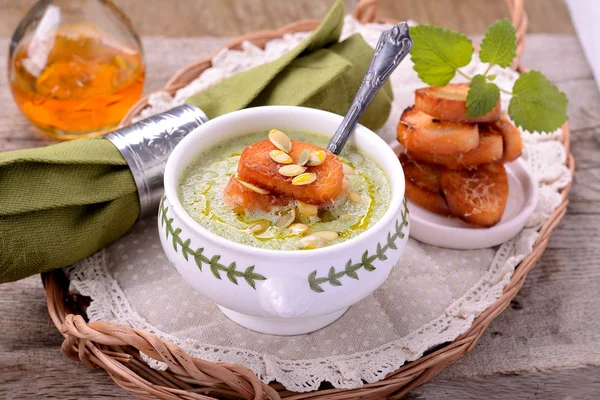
0, 0, 393, 283
0, 139, 139, 282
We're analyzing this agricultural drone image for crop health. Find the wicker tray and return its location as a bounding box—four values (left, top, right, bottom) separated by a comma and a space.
42, 0, 575, 398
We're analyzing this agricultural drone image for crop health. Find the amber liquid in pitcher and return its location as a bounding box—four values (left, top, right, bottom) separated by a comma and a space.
9, 25, 145, 138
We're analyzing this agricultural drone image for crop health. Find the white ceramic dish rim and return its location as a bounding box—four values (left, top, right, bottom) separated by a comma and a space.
163, 106, 405, 260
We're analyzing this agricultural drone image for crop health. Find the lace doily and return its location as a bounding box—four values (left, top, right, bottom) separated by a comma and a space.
66, 16, 572, 392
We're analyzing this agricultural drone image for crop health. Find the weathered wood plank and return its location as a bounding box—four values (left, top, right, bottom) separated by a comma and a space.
0, 0, 575, 37
406, 367, 600, 400
519, 34, 593, 82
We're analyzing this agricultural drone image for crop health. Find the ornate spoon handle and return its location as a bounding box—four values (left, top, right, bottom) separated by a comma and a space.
327, 22, 413, 155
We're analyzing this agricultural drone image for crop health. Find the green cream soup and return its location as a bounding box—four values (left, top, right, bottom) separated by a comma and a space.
179, 130, 391, 250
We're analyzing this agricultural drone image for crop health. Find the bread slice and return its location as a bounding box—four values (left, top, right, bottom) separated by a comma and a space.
237, 140, 345, 205
400, 154, 450, 216
407, 125, 503, 169
440, 162, 509, 227
397, 106, 480, 155
223, 177, 290, 213
415, 84, 501, 123
485, 116, 523, 161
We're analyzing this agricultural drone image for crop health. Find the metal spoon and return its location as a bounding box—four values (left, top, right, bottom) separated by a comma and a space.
326, 22, 413, 155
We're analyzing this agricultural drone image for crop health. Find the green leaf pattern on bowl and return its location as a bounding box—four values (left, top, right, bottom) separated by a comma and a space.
160, 196, 266, 289
160, 196, 408, 293
308, 198, 409, 293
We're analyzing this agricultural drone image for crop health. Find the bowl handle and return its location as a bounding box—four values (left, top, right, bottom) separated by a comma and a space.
258, 276, 316, 318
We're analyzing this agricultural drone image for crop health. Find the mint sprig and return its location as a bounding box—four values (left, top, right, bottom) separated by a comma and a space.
466, 75, 500, 118
410, 25, 473, 86
409, 19, 568, 133
479, 18, 517, 68
509, 71, 569, 133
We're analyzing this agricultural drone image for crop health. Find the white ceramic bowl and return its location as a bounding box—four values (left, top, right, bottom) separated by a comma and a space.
159, 106, 409, 335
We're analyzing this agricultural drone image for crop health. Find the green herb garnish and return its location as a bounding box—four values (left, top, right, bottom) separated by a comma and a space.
410, 19, 568, 133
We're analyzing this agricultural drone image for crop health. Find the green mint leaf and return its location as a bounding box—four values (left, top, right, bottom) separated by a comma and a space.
508, 71, 568, 133
466, 75, 500, 118
410, 24, 474, 86
487, 74, 497, 81
479, 18, 517, 68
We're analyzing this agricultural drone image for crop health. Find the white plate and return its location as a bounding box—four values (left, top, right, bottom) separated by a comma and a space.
389, 141, 538, 249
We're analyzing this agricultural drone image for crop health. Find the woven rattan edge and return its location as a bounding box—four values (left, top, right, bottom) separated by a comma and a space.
41, 1, 579, 399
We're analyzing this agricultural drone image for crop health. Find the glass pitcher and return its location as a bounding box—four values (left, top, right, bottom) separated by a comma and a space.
8, 0, 145, 139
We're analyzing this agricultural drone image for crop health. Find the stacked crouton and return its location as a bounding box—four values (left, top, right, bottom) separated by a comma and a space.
398, 84, 523, 227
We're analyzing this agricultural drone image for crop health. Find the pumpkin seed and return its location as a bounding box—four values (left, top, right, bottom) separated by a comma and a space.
289, 223, 309, 235
247, 220, 270, 235
342, 163, 354, 175
292, 172, 317, 185
236, 178, 269, 194
269, 150, 293, 164
269, 129, 292, 152
275, 207, 296, 228
306, 150, 326, 166
348, 191, 361, 203
312, 231, 339, 241
297, 200, 318, 217
278, 164, 306, 177
319, 209, 335, 222
297, 149, 311, 166
295, 235, 328, 249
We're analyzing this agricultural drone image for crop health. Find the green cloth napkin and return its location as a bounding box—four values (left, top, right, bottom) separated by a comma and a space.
0, 0, 393, 283
0, 139, 139, 283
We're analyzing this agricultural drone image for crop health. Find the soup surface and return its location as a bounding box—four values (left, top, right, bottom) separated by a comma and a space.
179, 130, 391, 250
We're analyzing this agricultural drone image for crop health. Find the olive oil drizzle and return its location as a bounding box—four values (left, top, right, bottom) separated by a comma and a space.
351, 171, 377, 231
197, 154, 376, 242
180, 130, 391, 249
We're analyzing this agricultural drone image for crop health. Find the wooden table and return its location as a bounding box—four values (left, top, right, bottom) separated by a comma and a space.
0, 0, 576, 37
1, 32, 599, 399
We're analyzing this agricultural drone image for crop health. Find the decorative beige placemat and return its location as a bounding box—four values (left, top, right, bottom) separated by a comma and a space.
66, 16, 572, 392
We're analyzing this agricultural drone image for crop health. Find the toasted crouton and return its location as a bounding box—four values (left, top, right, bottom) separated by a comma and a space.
415, 84, 501, 123
400, 154, 450, 216
407, 125, 503, 169
223, 177, 290, 213
237, 140, 345, 205
485, 116, 523, 161
400, 153, 442, 193
405, 178, 451, 216
397, 106, 480, 155
440, 162, 509, 227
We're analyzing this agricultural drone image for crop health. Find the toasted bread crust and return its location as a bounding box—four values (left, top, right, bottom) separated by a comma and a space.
237, 140, 345, 205
415, 84, 501, 123
440, 162, 509, 227
397, 106, 480, 155
400, 154, 450, 216
407, 126, 503, 169
223, 177, 290, 213
486, 116, 523, 162
405, 179, 451, 216
400, 153, 442, 193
